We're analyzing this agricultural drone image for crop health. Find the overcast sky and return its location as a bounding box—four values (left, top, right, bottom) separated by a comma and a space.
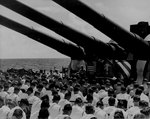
0, 0, 150, 59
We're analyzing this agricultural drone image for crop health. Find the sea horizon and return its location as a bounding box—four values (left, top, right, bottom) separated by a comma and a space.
0, 57, 70, 60
0, 58, 71, 71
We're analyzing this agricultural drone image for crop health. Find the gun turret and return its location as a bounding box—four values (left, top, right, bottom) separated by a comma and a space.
130, 22, 150, 39
0, 0, 128, 59
52, 0, 150, 59
0, 15, 85, 60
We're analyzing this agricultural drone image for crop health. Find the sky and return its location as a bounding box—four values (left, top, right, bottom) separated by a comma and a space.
0, 0, 150, 59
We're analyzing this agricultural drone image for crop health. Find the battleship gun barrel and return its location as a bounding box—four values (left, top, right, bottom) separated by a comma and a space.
0, 15, 85, 59
52, 0, 150, 59
0, 0, 127, 59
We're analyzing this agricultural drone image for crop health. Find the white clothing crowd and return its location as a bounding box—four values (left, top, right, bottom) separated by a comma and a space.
0, 69, 150, 119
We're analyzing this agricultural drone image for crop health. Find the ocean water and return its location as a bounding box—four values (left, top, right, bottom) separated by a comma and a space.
0, 58, 71, 71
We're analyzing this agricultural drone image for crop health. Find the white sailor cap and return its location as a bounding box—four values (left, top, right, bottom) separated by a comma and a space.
144, 34, 150, 41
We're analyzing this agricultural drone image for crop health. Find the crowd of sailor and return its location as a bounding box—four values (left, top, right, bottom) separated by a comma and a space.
0, 68, 150, 119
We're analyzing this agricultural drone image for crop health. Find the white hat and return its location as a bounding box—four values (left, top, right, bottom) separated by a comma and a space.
144, 34, 150, 41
